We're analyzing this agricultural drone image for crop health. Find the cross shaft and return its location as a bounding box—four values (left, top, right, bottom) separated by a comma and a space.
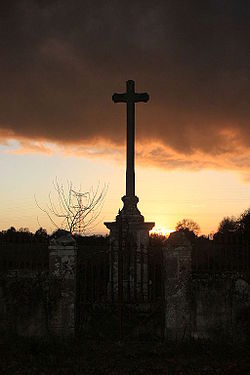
112, 80, 149, 197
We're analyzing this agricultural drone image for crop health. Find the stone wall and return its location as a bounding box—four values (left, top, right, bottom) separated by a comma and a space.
0, 232, 77, 337
0, 270, 48, 336
0, 231, 249, 341
164, 232, 250, 341
191, 273, 250, 341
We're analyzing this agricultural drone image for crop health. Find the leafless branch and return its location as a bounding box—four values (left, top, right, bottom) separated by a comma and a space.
35, 179, 108, 235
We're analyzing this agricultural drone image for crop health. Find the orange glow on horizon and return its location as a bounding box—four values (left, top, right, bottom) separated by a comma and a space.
150, 226, 175, 237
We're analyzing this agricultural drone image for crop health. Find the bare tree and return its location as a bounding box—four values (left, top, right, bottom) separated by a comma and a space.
175, 218, 200, 236
35, 179, 108, 235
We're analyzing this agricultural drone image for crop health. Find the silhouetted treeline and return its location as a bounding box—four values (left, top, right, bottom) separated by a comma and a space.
216, 207, 250, 238
170, 207, 250, 243
0, 227, 108, 246
0, 227, 48, 243
3, 204, 250, 247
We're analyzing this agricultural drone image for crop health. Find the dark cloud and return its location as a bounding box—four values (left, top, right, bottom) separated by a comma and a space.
0, 0, 249, 167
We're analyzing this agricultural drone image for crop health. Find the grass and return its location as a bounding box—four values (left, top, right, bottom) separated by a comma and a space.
0, 334, 249, 374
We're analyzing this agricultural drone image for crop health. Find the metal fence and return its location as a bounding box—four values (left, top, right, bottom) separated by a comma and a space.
0, 241, 49, 271
192, 234, 250, 272
76, 244, 165, 340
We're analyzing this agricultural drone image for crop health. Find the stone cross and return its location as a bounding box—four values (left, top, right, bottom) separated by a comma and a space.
112, 80, 149, 197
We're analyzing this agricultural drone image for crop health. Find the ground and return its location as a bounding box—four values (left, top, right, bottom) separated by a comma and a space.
0, 335, 249, 374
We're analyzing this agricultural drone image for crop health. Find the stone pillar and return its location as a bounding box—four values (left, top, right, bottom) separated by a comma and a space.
48, 232, 77, 336
164, 231, 192, 340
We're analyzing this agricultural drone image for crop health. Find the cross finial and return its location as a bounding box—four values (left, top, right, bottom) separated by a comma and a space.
112, 80, 149, 105
112, 80, 149, 198
112, 80, 149, 203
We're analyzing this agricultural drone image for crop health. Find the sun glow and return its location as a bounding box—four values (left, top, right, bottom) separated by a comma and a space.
150, 226, 175, 237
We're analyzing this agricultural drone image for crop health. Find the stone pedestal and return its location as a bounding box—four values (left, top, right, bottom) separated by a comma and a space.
104, 195, 154, 302
48, 233, 77, 336
164, 231, 192, 340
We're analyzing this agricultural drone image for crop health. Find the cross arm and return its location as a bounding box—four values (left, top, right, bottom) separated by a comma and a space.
112, 93, 127, 103
134, 92, 149, 103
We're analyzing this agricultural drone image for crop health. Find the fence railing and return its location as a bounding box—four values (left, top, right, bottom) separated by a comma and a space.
0, 242, 49, 271
75, 244, 165, 339
76, 244, 164, 304
1, 234, 248, 274
192, 234, 250, 272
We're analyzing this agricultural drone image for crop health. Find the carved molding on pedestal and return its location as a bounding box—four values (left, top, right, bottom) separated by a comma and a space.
119, 195, 144, 221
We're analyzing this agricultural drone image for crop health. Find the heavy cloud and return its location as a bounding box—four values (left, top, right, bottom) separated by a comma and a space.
0, 0, 249, 170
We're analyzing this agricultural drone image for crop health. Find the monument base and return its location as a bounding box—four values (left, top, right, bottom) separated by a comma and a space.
104, 195, 154, 302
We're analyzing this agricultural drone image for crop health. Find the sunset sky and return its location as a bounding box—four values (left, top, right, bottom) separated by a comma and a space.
0, 1, 249, 235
